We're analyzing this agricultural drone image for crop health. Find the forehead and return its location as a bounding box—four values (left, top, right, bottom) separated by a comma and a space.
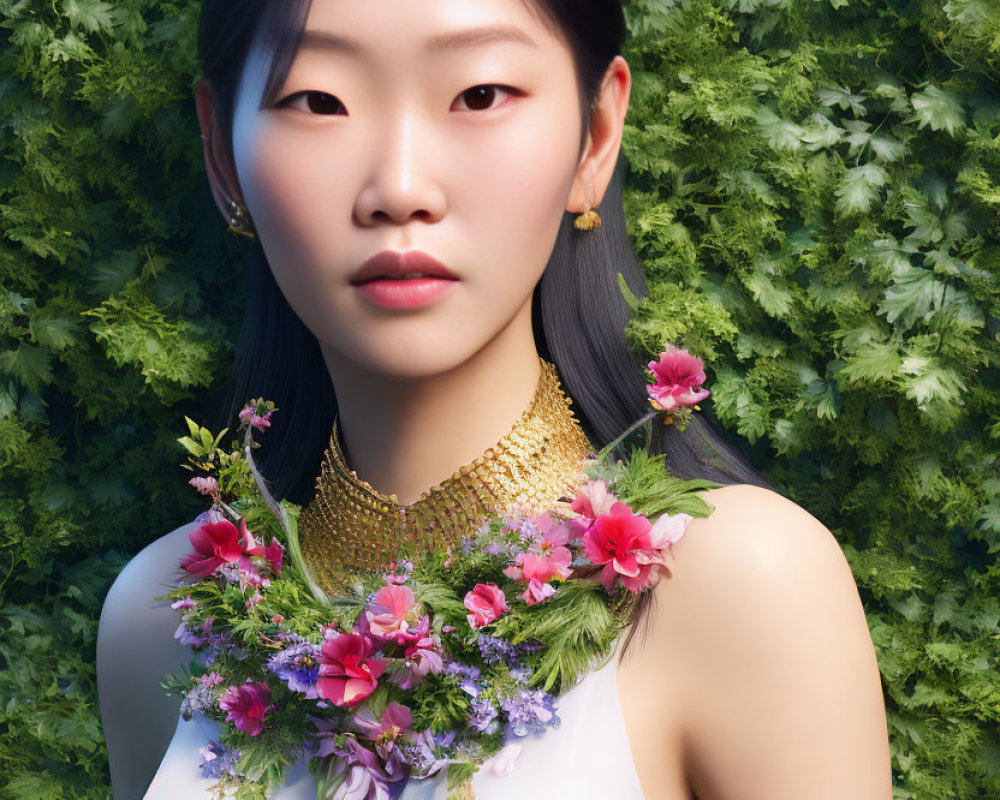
280, 0, 567, 66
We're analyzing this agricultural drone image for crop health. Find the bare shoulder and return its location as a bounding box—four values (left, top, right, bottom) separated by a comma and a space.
97, 521, 198, 799
648, 483, 892, 800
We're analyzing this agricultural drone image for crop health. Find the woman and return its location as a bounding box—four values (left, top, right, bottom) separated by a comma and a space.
97, 0, 892, 797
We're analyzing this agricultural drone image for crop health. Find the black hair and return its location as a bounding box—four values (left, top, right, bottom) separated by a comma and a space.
197, 0, 770, 655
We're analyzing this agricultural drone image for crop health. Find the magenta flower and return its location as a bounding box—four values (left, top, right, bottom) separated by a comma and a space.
179, 518, 245, 577
238, 401, 274, 431
242, 527, 284, 575
317, 632, 386, 707
646, 345, 710, 412
464, 583, 509, 629
218, 681, 272, 736
582, 501, 664, 593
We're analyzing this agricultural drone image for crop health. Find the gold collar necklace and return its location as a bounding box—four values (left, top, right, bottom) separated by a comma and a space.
296, 358, 594, 596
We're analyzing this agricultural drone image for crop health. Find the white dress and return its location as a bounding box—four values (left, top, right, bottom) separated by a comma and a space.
144, 636, 644, 799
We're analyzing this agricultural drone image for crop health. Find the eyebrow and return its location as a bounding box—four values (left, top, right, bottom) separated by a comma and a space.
296, 24, 540, 57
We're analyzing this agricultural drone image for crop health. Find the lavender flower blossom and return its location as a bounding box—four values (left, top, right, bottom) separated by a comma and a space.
468, 696, 499, 734
199, 740, 241, 779
477, 635, 519, 668
398, 730, 448, 778
266, 639, 322, 698
500, 688, 560, 737
180, 674, 222, 719
443, 661, 481, 681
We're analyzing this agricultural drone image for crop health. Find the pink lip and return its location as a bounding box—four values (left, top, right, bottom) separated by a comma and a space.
350, 251, 458, 283
351, 250, 458, 310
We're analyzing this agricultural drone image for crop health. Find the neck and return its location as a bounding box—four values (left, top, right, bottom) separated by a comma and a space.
319, 316, 543, 506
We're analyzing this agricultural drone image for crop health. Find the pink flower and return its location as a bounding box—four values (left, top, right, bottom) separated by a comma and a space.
317, 632, 386, 707
238, 401, 274, 431
188, 476, 219, 496
582, 501, 664, 593
503, 513, 574, 606
463, 583, 509, 629
570, 479, 618, 529
648, 512, 692, 550
179, 519, 245, 577
242, 528, 284, 575
218, 681, 272, 736
365, 584, 420, 642
646, 345, 710, 412
520, 580, 556, 606
393, 636, 444, 690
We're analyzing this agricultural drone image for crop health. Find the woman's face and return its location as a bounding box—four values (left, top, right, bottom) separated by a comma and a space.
229, 0, 596, 380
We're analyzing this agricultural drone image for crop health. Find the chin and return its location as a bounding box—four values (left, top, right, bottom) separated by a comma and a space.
329, 336, 492, 382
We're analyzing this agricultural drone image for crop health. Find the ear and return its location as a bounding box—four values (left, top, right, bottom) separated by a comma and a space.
566, 55, 631, 215
194, 80, 244, 222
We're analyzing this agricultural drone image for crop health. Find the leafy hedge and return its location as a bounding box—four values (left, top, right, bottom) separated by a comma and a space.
1, 0, 997, 798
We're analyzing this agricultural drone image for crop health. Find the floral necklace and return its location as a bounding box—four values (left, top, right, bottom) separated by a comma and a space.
165, 345, 718, 800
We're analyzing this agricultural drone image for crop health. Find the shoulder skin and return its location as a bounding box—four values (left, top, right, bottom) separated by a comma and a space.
97, 521, 198, 800
638, 483, 892, 800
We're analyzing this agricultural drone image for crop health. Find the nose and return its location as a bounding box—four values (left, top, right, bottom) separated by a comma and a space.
354, 110, 447, 227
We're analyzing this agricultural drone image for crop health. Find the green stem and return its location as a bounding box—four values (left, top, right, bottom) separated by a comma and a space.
595, 409, 658, 463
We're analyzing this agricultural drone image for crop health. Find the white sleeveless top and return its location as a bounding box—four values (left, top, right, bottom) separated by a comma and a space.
144, 636, 644, 799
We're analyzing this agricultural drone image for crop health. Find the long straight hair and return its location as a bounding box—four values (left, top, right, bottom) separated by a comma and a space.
199, 0, 769, 654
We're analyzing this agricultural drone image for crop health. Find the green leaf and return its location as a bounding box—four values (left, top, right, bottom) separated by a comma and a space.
0, 343, 54, 391
835, 163, 889, 215
907, 85, 966, 136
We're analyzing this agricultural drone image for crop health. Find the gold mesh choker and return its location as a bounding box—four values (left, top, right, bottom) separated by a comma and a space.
297, 358, 594, 596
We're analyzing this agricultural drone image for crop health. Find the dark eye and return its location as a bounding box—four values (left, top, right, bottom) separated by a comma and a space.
278, 91, 347, 116
453, 84, 517, 112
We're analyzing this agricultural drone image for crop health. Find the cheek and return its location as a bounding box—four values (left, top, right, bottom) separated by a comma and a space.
447, 99, 581, 290
237, 124, 341, 280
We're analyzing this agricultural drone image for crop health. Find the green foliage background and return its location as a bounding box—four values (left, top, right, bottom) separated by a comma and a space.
1, 0, 997, 797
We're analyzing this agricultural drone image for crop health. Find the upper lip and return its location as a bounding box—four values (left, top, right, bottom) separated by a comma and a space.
350, 251, 459, 284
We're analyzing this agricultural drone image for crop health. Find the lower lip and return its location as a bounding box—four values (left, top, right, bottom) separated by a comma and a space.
353, 277, 458, 309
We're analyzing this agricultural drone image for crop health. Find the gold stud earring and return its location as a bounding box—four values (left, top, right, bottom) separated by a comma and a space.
573, 208, 602, 231
226, 198, 257, 240
574, 187, 601, 231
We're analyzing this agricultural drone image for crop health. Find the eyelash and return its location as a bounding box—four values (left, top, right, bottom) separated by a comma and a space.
276, 84, 522, 116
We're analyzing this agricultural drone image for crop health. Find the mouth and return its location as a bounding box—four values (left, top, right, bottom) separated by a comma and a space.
350, 251, 459, 284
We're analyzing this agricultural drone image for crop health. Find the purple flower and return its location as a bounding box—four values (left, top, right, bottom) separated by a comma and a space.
180, 675, 222, 719
500, 688, 560, 737
330, 737, 391, 800
267, 638, 322, 699
353, 702, 413, 781
199, 740, 241, 779
398, 730, 447, 779
306, 714, 345, 759
478, 635, 519, 667
391, 636, 444, 690
443, 661, 481, 681
469, 696, 499, 734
